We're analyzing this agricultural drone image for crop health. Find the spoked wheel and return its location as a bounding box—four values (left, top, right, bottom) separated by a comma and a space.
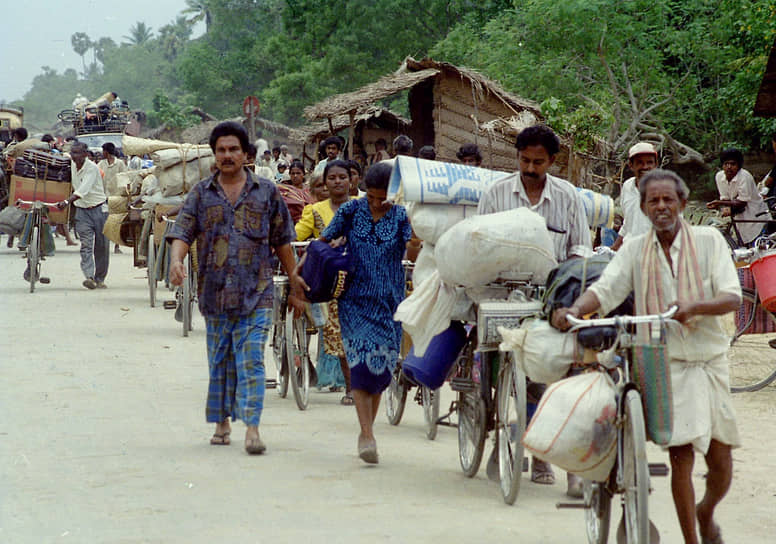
584, 480, 612, 543
497, 353, 526, 505
147, 234, 156, 307
457, 390, 487, 477
621, 389, 649, 544
728, 288, 776, 392
421, 386, 441, 440
28, 225, 40, 293
272, 318, 289, 398
385, 362, 408, 425
287, 308, 311, 411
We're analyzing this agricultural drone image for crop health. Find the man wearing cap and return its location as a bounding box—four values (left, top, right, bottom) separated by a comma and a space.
611, 142, 659, 250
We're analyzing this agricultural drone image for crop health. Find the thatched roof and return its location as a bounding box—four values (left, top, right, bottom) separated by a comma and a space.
304, 57, 542, 121
291, 106, 410, 144
404, 57, 542, 118
304, 68, 439, 120
754, 38, 776, 117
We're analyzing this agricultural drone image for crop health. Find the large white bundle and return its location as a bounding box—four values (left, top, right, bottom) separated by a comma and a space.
388, 156, 510, 205
434, 207, 557, 287
156, 158, 214, 197
522, 372, 617, 482
122, 135, 180, 156
151, 145, 213, 169
412, 244, 436, 287
406, 202, 477, 244
394, 270, 458, 356
498, 320, 574, 384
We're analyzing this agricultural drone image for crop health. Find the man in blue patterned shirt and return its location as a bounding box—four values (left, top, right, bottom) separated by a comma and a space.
168, 121, 303, 455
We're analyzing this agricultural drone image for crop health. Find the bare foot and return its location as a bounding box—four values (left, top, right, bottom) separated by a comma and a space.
696, 501, 722, 543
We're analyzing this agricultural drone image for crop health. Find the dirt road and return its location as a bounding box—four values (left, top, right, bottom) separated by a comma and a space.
1, 238, 774, 543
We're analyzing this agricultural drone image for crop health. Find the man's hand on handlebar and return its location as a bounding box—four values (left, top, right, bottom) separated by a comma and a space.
551, 307, 579, 332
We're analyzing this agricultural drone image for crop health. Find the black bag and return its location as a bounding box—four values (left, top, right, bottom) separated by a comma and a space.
542, 254, 633, 322
300, 240, 354, 303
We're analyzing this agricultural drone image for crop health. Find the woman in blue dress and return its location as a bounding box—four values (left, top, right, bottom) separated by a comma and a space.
320, 162, 414, 464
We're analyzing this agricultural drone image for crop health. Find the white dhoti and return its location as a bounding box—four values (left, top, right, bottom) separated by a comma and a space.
668, 354, 741, 453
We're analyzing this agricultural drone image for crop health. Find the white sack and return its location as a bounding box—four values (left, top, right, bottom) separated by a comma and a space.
435, 207, 558, 287
412, 244, 437, 287
122, 135, 180, 157
156, 158, 214, 197
393, 270, 457, 356
388, 156, 510, 205
522, 372, 617, 482
407, 202, 477, 244
498, 320, 574, 384
151, 146, 213, 169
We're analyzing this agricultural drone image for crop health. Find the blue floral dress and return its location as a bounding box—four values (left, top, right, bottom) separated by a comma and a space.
321, 199, 412, 394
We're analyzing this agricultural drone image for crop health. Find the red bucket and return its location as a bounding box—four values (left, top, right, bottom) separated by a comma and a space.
750, 252, 776, 312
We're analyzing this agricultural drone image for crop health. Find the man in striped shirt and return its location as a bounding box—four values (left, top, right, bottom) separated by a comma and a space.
477, 124, 592, 497
478, 124, 591, 262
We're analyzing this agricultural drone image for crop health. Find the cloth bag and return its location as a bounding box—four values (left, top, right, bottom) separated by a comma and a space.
522, 371, 618, 482
0, 206, 26, 235
300, 240, 354, 303
498, 319, 574, 384
631, 344, 673, 445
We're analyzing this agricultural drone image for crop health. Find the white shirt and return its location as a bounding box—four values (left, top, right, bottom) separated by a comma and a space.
714, 168, 769, 244
477, 172, 592, 261
589, 226, 741, 362
618, 177, 652, 239
97, 157, 127, 197
255, 138, 269, 156
71, 159, 107, 208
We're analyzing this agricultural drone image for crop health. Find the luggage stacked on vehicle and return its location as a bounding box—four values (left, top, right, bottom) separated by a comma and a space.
14, 149, 71, 182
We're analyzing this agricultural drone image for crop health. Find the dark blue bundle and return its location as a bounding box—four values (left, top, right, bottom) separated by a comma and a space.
300, 240, 354, 303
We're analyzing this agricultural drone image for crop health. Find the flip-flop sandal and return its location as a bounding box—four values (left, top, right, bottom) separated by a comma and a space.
358, 438, 378, 464
531, 459, 556, 484
700, 524, 724, 544
245, 436, 266, 455
341, 394, 355, 406
210, 432, 231, 446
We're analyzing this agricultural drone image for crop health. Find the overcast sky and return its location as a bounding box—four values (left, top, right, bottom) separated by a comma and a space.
1, 0, 204, 103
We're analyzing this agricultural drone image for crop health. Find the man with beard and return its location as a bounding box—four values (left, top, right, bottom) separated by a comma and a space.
478, 124, 591, 496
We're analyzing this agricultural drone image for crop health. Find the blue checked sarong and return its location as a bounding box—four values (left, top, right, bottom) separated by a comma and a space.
205, 307, 272, 426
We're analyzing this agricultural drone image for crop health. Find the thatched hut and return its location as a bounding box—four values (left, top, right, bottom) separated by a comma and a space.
304, 57, 544, 173
290, 106, 410, 169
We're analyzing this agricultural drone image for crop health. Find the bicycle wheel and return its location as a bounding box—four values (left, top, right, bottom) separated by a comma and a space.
182, 256, 192, 337
728, 288, 776, 392
287, 308, 311, 411
385, 363, 408, 425
621, 389, 649, 544
497, 352, 526, 505
421, 386, 440, 440
28, 225, 40, 293
147, 234, 156, 307
272, 318, 289, 398
584, 480, 612, 543
457, 390, 487, 477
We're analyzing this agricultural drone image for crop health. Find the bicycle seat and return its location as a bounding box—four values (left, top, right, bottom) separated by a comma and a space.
576, 326, 617, 351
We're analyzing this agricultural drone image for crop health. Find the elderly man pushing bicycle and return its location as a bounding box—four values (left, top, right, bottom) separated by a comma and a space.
553, 169, 741, 544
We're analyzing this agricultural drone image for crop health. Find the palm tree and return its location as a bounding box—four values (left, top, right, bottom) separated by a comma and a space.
123, 22, 154, 45
182, 0, 213, 33
70, 32, 91, 73
158, 16, 193, 60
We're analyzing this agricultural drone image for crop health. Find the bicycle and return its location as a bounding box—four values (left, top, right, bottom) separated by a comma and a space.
163, 217, 197, 337
384, 261, 444, 440
16, 198, 58, 292
558, 307, 677, 544
441, 278, 543, 505
267, 241, 317, 410
727, 237, 776, 392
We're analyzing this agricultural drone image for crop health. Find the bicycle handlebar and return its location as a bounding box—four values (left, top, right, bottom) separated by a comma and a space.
16, 199, 61, 207
567, 305, 678, 330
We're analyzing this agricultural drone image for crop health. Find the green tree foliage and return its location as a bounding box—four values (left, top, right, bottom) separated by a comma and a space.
123, 22, 154, 46
21, 0, 776, 164
70, 32, 91, 74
